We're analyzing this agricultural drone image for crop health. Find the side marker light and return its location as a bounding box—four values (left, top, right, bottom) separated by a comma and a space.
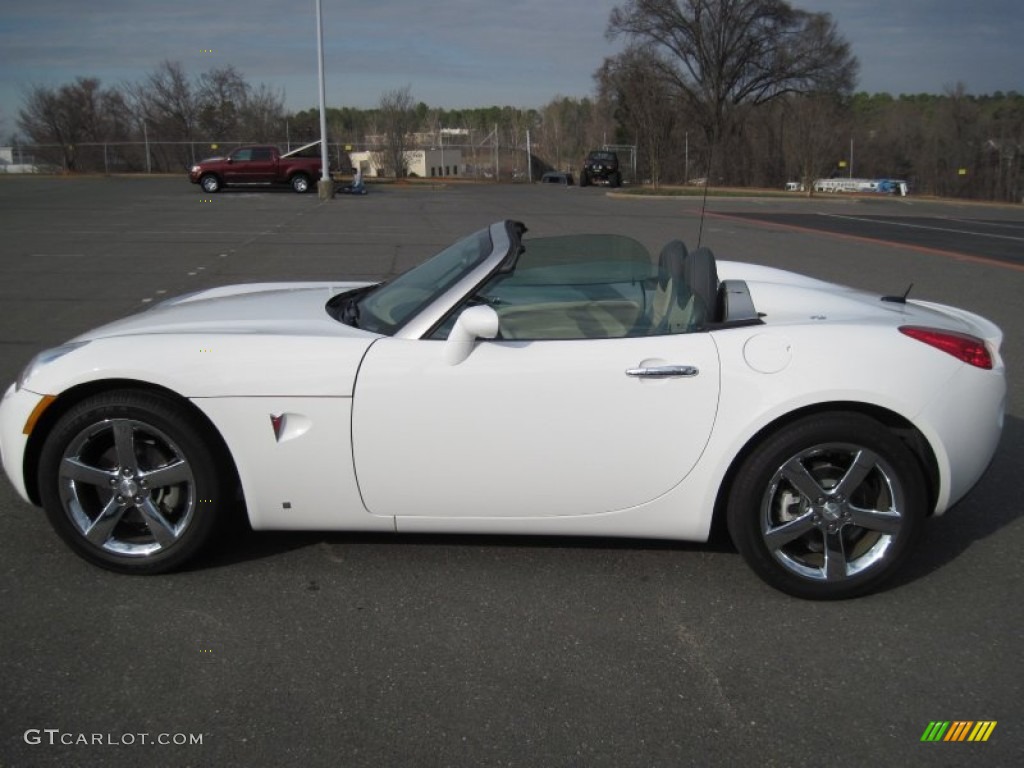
23, 395, 57, 435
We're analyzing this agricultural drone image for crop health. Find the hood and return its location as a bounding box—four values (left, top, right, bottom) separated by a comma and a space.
72, 282, 377, 342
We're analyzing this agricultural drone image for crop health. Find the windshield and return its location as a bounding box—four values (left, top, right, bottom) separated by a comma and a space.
356, 227, 494, 335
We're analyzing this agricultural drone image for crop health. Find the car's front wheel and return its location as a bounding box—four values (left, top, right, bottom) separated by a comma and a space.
726, 413, 926, 599
38, 390, 233, 574
200, 174, 221, 193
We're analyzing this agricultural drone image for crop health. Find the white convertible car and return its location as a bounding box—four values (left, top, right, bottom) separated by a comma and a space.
0, 221, 1006, 598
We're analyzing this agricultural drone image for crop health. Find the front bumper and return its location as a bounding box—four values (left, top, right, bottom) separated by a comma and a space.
0, 383, 46, 504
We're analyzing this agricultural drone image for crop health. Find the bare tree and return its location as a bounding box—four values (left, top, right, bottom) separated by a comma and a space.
607, 0, 858, 180
18, 85, 69, 168
597, 47, 679, 188
124, 61, 285, 169
124, 60, 199, 170
196, 66, 285, 142
377, 85, 417, 177
535, 97, 605, 174
239, 83, 286, 143
196, 66, 248, 138
131, 60, 199, 141
781, 93, 848, 193
18, 77, 130, 170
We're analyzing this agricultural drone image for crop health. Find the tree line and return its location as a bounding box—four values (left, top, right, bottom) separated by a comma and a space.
12, 1, 1023, 202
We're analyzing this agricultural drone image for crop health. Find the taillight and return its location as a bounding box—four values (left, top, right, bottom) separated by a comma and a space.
899, 326, 993, 369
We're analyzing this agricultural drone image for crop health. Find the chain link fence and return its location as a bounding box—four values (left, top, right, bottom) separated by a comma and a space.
1, 141, 545, 182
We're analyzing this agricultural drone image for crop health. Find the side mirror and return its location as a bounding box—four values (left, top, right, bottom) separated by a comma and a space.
443, 305, 499, 365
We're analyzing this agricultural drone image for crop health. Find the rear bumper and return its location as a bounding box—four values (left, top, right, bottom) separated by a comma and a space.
917, 362, 1006, 514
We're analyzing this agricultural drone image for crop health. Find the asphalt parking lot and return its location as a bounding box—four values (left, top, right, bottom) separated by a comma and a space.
1, 177, 1022, 767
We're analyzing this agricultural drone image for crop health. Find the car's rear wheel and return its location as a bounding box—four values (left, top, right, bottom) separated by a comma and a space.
727, 413, 926, 599
200, 174, 221, 193
38, 391, 231, 574
291, 173, 311, 193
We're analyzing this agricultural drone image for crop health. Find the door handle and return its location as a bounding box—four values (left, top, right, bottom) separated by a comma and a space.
625, 365, 699, 378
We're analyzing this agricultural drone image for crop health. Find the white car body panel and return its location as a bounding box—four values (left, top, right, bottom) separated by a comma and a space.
0, 234, 1005, 556
72, 282, 374, 345
22, 284, 380, 398
353, 334, 720, 518
192, 396, 391, 532
20, 333, 371, 399
384, 319, 1004, 541
0, 385, 42, 500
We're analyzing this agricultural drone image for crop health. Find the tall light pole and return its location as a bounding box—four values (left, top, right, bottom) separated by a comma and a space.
684, 131, 689, 184
315, 0, 333, 198
142, 118, 151, 174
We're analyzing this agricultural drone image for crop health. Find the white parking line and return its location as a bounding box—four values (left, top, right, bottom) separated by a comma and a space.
818, 213, 1024, 243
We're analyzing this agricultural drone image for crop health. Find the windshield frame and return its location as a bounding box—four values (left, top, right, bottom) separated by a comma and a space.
354, 221, 517, 339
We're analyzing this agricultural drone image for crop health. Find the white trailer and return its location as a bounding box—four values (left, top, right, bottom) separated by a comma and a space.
813, 178, 908, 195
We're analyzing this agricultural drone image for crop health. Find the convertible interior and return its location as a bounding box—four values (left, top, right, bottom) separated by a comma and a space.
458, 233, 758, 340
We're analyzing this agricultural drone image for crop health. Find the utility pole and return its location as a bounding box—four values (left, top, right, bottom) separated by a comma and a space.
685, 131, 689, 185
526, 130, 532, 183
315, 0, 333, 199
142, 119, 151, 174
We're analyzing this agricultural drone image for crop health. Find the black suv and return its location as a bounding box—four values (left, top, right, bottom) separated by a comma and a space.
580, 150, 621, 187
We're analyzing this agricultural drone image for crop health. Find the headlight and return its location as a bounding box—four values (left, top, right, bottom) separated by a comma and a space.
15, 342, 90, 392
191, 165, 201, 173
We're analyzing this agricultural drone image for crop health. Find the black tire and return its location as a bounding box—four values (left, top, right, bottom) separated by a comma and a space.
726, 413, 926, 599
200, 174, 221, 193
38, 390, 232, 574
291, 173, 311, 193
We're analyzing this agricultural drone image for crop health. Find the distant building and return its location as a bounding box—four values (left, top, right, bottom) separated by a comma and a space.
349, 148, 464, 179
0, 146, 42, 173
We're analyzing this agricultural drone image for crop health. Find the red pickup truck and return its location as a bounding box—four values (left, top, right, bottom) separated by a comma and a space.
189, 144, 324, 193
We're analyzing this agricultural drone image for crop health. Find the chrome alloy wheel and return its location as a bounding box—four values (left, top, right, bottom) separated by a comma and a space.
760, 443, 905, 583
58, 418, 196, 557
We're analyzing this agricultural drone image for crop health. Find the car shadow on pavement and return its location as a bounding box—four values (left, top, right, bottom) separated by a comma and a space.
195, 509, 728, 574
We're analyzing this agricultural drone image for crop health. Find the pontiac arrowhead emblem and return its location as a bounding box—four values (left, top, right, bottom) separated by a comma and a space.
270, 414, 284, 441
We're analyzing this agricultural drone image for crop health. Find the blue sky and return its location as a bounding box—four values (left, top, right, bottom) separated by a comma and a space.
2, 0, 1022, 136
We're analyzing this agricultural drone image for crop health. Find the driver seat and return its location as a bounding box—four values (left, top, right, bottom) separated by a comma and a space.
650, 240, 689, 332
650, 241, 718, 333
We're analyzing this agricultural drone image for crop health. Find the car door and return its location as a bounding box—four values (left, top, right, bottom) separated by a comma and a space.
246, 147, 277, 183
351, 332, 720, 518
222, 148, 252, 183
